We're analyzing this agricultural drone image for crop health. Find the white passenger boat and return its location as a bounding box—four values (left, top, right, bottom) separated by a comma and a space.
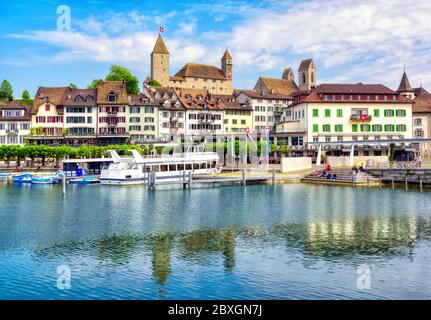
100, 148, 221, 186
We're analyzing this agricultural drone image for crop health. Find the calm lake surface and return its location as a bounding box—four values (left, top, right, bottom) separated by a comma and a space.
0, 182, 430, 300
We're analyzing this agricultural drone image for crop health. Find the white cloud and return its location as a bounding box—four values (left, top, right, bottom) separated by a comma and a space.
5, 0, 431, 89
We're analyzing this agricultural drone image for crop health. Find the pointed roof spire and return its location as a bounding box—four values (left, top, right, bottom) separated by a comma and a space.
397, 68, 414, 92
152, 34, 169, 54
222, 49, 232, 60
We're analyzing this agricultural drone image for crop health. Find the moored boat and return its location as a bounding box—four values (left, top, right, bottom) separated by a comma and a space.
13, 174, 33, 183
69, 177, 100, 184
31, 176, 56, 184
100, 148, 221, 186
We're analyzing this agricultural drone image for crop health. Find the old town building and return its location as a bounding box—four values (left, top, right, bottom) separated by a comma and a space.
0, 101, 31, 145
147, 34, 233, 94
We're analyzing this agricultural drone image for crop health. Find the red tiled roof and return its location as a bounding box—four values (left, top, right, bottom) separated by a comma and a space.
0, 101, 32, 121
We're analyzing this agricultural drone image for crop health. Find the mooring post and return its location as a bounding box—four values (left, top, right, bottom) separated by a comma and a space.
183, 171, 187, 189
188, 171, 192, 188
62, 174, 66, 195
420, 176, 423, 192
272, 168, 276, 185
392, 177, 395, 190
352, 175, 355, 187
367, 177, 370, 188
405, 176, 408, 191
242, 169, 246, 186
379, 176, 382, 189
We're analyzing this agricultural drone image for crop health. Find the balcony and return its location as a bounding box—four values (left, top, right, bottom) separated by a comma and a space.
350, 114, 372, 121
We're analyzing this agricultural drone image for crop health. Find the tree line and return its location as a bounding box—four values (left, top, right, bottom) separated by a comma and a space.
0, 144, 157, 168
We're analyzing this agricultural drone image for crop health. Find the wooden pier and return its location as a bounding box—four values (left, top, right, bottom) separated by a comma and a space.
147, 169, 297, 190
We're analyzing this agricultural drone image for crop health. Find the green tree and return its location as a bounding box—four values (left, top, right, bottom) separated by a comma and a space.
22, 89, 31, 100
150, 79, 161, 87
87, 79, 100, 89
0, 80, 13, 102
69, 83, 77, 89
106, 65, 140, 94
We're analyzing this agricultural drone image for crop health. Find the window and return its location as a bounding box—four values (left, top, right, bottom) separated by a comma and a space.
396, 109, 406, 117
312, 109, 318, 117
322, 124, 330, 132
325, 109, 331, 117
372, 124, 382, 132
325, 137, 331, 142
45, 104, 50, 111
396, 124, 407, 132
374, 109, 379, 117
384, 124, 394, 132
241, 120, 246, 125
414, 118, 423, 126
336, 109, 343, 117
108, 93, 117, 102
335, 124, 343, 132
384, 110, 394, 117
360, 124, 371, 132
312, 124, 318, 132
352, 124, 358, 132
415, 129, 425, 137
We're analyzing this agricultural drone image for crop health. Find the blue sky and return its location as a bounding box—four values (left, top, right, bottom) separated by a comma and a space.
1, 0, 431, 98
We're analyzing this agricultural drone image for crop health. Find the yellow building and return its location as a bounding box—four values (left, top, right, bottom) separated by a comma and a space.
211, 94, 253, 134
147, 34, 233, 94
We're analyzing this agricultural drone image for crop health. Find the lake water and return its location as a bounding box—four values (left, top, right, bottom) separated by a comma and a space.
0, 182, 430, 299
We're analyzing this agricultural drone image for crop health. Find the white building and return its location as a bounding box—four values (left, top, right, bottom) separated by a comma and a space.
276, 83, 413, 157
0, 101, 31, 145
235, 90, 292, 133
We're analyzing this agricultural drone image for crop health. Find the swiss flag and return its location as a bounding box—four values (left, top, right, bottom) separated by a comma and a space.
159, 26, 164, 33
245, 127, 251, 135
360, 115, 367, 121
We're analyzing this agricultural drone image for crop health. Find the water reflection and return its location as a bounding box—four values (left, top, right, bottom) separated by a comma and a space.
28, 214, 431, 287
2, 184, 431, 299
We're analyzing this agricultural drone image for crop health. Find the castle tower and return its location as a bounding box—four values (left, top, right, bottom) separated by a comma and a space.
221, 50, 233, 80
151, 34, 170, 87
397, 68, 415, 100
282, 68, 294, 81
298, 59, 316, 91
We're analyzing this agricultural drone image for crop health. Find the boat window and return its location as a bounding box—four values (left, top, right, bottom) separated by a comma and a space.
200, 163, 207, 169
169, 164, 176, 171
185, 163, 192, 170
193, 163, 199, 170
212, 161, 217, 168
144, 166, 151, 173
151, 165, 160, 172
177, 164, 185, 170
160, 165, 168, 172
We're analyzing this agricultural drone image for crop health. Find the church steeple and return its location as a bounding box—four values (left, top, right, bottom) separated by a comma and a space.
221, 49, 232, 80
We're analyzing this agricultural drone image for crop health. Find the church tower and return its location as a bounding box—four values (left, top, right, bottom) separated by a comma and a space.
396, 68, 415, 100
151, 34, 170, 87
221, 50, 233, 80
298, 59, 316, 91
282, 68, 294, 81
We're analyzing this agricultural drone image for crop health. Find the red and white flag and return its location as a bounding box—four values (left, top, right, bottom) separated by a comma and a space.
159, 26, 165, 33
